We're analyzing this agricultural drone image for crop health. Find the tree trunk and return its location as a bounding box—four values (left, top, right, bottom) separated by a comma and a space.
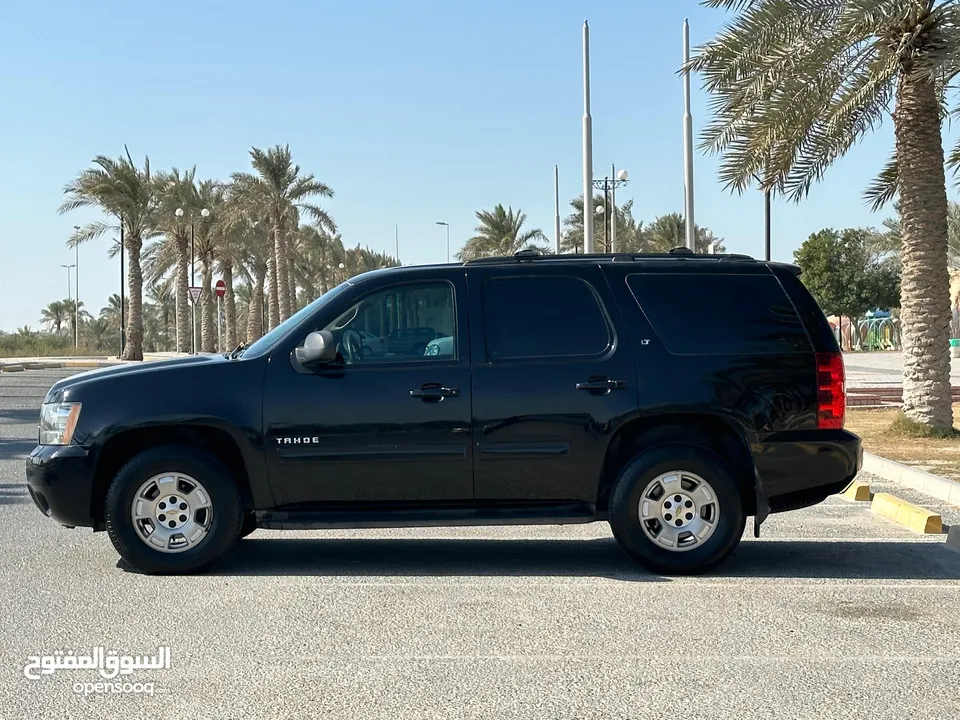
894, 71, 953, 429
287, 248, 298, 312
224, 262, 237, 350
276, 225, 292, 322
266, 235, 280, 332
247, 270, 266, 342
200, 259, 215, 353
122, 236, 144, 361
175, 234, 190, 354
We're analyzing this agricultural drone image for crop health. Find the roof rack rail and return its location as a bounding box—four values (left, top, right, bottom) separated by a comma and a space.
463, 250, 757, 265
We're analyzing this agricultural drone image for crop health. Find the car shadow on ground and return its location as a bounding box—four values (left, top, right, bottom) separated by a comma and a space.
196, 536, 960, 581
0, 439, 34, 461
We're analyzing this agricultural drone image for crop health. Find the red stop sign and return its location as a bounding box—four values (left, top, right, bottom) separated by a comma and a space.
215, 279, 226, 298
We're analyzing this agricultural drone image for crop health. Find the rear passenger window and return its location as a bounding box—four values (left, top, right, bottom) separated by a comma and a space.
626, 273, 811, 355
482, 276, 611, 359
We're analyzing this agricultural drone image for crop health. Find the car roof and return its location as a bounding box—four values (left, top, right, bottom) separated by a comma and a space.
348, 248, 800, 281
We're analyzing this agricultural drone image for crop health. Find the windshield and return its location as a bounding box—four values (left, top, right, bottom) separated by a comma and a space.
241, 282, 352, 359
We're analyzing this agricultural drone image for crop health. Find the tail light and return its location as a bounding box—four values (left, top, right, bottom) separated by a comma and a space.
816, 352, 845, 429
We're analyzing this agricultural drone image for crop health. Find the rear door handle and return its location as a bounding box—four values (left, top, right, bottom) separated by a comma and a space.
410, 384, 460, 401
575, 377, 626, 392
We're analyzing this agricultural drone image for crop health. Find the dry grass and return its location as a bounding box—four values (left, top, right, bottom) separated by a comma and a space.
845, 403, 960, 481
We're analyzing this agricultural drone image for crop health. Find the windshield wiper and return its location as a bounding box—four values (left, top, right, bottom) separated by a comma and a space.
227, 342, 246, 359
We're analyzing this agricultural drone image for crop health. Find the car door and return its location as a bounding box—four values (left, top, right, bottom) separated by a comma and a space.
262, 268, 473, 507
466, 263, 638, 503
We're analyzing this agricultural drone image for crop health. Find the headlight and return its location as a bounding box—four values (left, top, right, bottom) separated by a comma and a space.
39, 402, 82, 446
425, 344, 439, 356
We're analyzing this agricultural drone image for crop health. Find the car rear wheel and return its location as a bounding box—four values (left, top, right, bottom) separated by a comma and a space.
104, 445, 244, 574
608, 443, 745, 575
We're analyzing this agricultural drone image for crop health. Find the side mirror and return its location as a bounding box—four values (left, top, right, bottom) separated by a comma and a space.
295, 330, 337, 366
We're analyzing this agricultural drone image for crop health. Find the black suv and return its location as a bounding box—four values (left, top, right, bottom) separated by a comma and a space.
25, 249, 861, 575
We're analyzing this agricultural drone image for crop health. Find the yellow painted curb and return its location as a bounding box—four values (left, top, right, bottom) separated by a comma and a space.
842, 482, 872, 501
871, 492, 943, 534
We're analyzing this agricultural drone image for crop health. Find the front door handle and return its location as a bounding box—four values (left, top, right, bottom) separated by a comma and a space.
575, 377, 626, 393
410, 384, 460, 401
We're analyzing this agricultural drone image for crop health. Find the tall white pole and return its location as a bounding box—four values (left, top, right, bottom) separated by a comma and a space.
554, 165, 561, 253
610, 163, 617, 253
75, 229, 79, 349
217, 295, 222, 353
583, 20, 594, 254
683, 19, 696, 252
395, 224, 400, 264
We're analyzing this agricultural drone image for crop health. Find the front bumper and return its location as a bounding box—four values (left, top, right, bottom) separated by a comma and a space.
24, 445, 95, 528
753, 429, 863, 512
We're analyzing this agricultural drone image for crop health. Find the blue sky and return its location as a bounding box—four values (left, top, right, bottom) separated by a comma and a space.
1, 0, 958, 333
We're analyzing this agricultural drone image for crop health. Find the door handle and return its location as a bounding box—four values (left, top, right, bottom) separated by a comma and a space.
575, 377, 626, 392
410, 385, 460, 400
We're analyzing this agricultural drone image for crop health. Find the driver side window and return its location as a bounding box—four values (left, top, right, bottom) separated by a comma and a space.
322, 281, 456, 364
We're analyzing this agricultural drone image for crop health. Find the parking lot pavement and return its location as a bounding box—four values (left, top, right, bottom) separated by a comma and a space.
1, 369, 959, 719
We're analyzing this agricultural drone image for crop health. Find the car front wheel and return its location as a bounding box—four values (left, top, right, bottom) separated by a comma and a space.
608, 443, 745, 575
104, 445, 244, 574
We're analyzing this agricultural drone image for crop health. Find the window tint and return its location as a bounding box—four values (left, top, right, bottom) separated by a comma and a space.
322, 281, 455, 363
482, 276, 611, 359
626, 273, 810, 355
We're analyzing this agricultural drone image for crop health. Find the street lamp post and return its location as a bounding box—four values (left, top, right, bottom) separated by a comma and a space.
436, 221, 450, 262
60, 264, 75, 301
73, 225, 80, 349
176, 207, 210, 354
593, 167, 629, 252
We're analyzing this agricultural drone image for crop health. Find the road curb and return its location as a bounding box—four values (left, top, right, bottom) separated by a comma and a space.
842, 481, 872, 501
947, 526, 960, 554
0, 364, 25, 373
871, 492, 943, 534
862, 451, 960, 507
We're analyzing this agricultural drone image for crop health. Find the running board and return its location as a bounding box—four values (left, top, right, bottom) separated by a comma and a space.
255, 502, 597, 530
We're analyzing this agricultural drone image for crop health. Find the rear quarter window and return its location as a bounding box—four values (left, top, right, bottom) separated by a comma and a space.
625, 272, 812, 355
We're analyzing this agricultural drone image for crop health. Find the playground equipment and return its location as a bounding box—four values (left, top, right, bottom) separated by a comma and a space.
831, 315, 901, 351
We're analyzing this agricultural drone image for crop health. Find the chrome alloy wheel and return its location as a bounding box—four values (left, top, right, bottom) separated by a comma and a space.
130, 472, 214, 553
638, 470, 720, 552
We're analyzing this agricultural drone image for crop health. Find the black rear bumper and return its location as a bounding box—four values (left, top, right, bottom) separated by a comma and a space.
752, 429, 863, 513
24, 445, 95, 528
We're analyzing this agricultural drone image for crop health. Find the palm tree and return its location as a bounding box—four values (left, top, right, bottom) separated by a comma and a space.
84, 317, 112, 351
60, 298, 91, 342
99, 294, 125, 332
876, 201, 960, 269
59, 147, 159, 361
687, 0, 957, 430
562, 194, 646, 253
457, 204, 548, 261
149, 167, 199, 353
39, 301, 68, 336
644, 214, 726, 254
146, 280, 175, 351
231, 144, 336, 329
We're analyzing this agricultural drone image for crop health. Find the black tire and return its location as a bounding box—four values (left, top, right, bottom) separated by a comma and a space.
239, 512, 257, 539
412, 342, 426, 357
104, 444, 244, 575
608, 443, 746, 575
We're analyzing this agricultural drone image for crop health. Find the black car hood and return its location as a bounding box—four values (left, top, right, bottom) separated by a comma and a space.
44, 355, 228, 402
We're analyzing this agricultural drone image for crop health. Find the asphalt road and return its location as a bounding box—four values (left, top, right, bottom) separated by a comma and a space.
1, 368, 959, 720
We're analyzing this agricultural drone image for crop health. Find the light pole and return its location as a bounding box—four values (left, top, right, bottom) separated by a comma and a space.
60, 264, 74, 300
176, 207, 210, 354
73, 225, 80, 349
436, 221, 450, 262
593, 167, 629, 253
